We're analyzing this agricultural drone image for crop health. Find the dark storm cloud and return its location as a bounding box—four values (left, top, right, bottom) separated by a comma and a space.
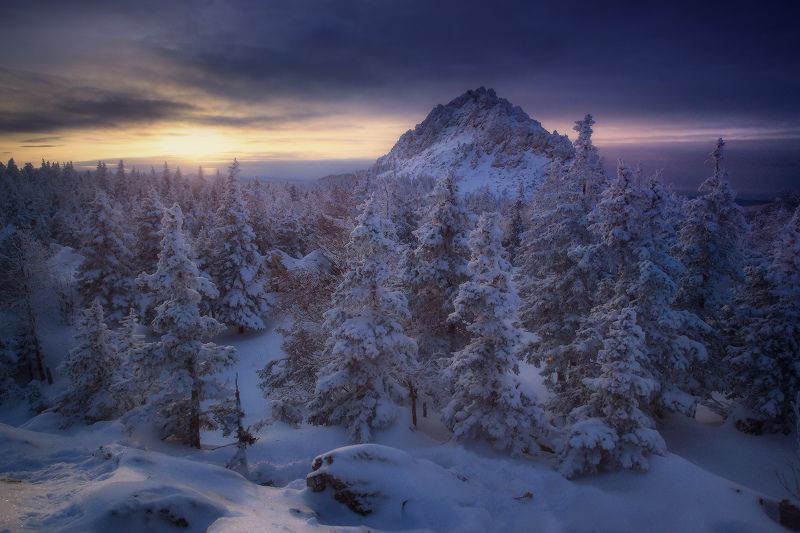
0, 68, 329, 134
0, 93, 197, 134
0, 69, 199, 133
140, 0, 800, 122
2, 0, 798, 126
150, 0, 563, 102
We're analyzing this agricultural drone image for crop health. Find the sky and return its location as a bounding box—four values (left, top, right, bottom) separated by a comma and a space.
0, 0, 798, 195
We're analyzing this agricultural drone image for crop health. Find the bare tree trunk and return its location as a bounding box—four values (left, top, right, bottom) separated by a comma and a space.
407, 380, 418, 427
188, 356, 201, 448
21, 262, 46, 382
228, 374, 249, 474
25, 302, 46, 382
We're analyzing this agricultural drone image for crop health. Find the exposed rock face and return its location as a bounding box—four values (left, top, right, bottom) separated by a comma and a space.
372, 87, 573, 195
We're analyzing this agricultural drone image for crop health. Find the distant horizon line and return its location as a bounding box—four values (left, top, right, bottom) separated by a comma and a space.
3, 137, 796, 200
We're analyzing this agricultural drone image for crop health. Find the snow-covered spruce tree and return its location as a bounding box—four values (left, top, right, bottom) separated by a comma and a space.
134, 187, 164, 272
160, 162, 175, 205
0, 228, 50, 383
58, 300, 118, 422
265, 183, 309, 259
207, 160, 271, 332
579, 165, 709, 416
571, 114, 606, 201
442, 212, 546, 456
677, 138, 748, 323
0, 340, 20, 405
172, 166, 186, 205
108, 308, 150, 414
516, 160, 597, 410
258, 248, 338, 426
639, 176, 711, 408
516, 116, 605, 412
373, 174, 426, 246
727, 206, 800, 433
133, 187, 164, 320
112, 160, 130, 207
308, 195, 417, 443
139, 204, 237, 448
193, 173, 223, 242
558, 307, 665, 477
76, 190, 135, 321
501, 183, 526, 264
0, 229, 52, 403
244, 179, 274, 254
402, 174, 470, 360
258, 318, 325, 425
95, 161, 109, 191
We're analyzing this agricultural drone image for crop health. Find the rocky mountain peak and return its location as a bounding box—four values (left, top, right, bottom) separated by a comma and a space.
372, 87, 573, 194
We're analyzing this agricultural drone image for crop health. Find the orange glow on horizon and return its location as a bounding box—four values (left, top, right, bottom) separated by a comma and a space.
0, 114, 413, 169
2, 113, 793, 172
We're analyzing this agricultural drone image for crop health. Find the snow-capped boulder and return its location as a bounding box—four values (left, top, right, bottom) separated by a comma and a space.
372, 87, 573, 195
305, 444, 484, 527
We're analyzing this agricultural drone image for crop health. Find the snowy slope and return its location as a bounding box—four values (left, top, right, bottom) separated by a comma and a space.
0, 412, 787, 532
372, 87, 574, 195
1, 326, 795, 532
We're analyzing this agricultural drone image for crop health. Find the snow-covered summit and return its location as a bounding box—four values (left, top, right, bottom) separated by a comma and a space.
372, 87, 573, 195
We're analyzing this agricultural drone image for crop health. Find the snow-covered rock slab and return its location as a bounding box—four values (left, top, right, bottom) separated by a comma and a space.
305, 443, 486, 528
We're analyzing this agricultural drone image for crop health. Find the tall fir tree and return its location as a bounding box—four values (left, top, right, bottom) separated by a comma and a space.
501, 183, 526, 264
579, 165, 709, 417
58, 301, 118, 422
677, 138, 748, 322
571, 114, 606, 200
259, 318, 325, 425
207, 160, 271, 332
0, 340, 20, 405
139, 204, 237, 447
442, 212, 547, 456
402, 174, 470, 360
258, 246, 338, 426
133, 187, 165, 264
516, 115, 605, 410
727, 206, 800, 433
112, 160, 129, 205
558, 308, 665, 477
309, 195, 417, 443
0, 229, 49, 383
95, 161, 109, 191
108, 308, 150, 415
76, 190, 135, 321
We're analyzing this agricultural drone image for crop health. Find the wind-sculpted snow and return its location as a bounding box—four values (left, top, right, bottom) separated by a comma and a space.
372, 87, 573, 195
0, 416, 787, 532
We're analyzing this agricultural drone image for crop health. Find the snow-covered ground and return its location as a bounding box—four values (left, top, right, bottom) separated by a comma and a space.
1, 324, 794, 532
